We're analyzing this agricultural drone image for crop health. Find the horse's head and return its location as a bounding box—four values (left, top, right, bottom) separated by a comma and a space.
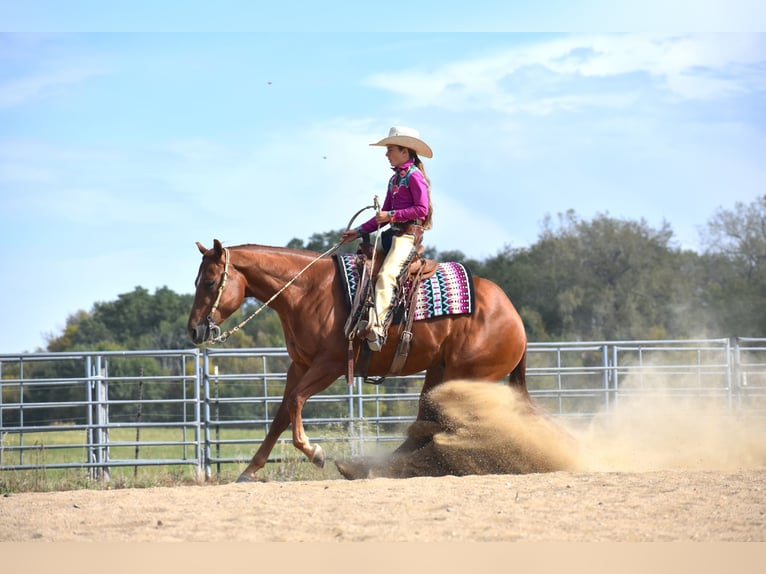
188, 239, 246, 345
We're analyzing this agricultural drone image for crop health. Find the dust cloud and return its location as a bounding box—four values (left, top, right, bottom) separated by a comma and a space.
572, 378, 766, 472
336, 380, 580, 479
335, 378, 766, 479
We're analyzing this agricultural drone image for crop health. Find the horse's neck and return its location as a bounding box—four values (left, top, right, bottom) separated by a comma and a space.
234, 246, 328, 310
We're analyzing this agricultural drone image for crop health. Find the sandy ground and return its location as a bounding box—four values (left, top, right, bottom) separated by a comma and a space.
2, 380, 766, 543
1, 469, 765, 542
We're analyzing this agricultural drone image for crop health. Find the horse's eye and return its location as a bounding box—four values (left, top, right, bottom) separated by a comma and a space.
205, 279, 216, 289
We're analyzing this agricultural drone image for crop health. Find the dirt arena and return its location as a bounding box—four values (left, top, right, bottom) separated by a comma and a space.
2, 380, 765, 542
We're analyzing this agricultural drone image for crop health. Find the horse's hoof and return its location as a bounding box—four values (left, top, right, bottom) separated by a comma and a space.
334, 460, 355, 480
334, 458, 372, 480
311, 444, 325, 468
235, 473, 256, 483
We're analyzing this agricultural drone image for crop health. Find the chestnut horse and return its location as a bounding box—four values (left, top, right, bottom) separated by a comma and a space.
188, 239, 528, 482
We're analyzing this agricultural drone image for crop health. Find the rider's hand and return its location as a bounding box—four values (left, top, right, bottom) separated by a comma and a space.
374, 210, 392, 225
340, 229, 359, 244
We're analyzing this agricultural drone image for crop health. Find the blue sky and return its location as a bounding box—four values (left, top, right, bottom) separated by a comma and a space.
1, 5, 765, 352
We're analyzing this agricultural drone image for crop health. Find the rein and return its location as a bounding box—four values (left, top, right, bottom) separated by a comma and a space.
205, 199, 380, 344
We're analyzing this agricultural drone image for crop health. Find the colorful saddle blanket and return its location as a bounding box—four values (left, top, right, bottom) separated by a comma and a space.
335, 254, 475, 321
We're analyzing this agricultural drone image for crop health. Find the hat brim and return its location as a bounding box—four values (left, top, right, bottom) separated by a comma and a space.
370, 135, 433, 159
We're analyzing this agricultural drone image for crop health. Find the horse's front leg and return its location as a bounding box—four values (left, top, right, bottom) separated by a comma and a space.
236, 361, 339, 482
237, 400, 293, 481
285, 362, 341, 469
237, 362, 308, 482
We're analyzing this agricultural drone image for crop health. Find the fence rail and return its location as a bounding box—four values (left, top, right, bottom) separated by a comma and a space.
2, 338, 765, 480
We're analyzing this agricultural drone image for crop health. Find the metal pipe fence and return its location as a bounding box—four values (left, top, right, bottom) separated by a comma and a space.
1, 338, 765, 480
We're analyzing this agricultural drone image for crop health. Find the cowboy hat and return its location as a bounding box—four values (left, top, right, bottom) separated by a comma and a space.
370, 126, 433, 159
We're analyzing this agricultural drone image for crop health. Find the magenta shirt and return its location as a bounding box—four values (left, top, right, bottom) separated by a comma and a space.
359, 160, 429, 234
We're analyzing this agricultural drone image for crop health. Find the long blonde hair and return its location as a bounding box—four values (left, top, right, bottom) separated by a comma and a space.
409, 150, 433, 230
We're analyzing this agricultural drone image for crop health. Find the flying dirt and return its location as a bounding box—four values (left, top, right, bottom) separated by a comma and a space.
335, 378, 766, 479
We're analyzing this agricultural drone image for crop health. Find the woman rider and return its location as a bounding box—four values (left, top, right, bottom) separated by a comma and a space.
341, 126, 433, 351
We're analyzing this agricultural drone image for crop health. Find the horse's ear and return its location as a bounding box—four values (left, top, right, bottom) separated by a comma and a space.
196, 242, 207, 255
213, 239, 224, 258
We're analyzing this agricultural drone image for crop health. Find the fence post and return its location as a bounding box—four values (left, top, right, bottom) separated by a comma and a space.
85, 356, 94, 478
19, 360, 25, 466
202, 349, 212, 481
86, 355, 110, 482
192, 351, 204, 481
94, 356, 110, 482
725, 338, 733, 411
611, 344, 619, 408
601, 344, 610, 411
732, 337, 741, 411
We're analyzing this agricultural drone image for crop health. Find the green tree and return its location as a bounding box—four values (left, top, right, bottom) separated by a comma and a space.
46, 286, 194, 351
700, 195, 766, 336
287, 229, 356, 255
703, 195, 766, 278
490, 210, 702, 341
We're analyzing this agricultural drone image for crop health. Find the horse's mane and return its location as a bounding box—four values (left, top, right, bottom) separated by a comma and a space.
234, 243, 326, 258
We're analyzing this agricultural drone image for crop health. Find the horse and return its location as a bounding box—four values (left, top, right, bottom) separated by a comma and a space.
188, 239, 529, 482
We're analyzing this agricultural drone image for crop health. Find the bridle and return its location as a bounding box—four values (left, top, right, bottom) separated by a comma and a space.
204, 247, 231, 343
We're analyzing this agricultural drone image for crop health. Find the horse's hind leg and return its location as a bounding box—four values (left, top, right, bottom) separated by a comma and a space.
508, 349, 532, 398
393, 364, 445, 454
507, 350, 539, 413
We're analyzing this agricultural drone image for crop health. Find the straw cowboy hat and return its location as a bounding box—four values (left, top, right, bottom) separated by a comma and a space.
370, 126, 433, 159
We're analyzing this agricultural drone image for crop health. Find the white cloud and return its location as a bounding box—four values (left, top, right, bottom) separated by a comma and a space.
366, 34, 766, 113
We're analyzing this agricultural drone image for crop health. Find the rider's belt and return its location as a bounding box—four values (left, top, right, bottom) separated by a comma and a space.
391, 220, 424, 243
392, 219, 423, 230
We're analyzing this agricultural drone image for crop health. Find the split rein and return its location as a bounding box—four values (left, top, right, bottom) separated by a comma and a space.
204, 198, 381, 344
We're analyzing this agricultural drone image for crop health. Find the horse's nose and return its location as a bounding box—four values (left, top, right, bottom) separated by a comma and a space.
189, 324, 207, 345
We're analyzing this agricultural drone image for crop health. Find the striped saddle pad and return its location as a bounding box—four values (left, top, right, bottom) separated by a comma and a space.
335, 254, 475, 321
